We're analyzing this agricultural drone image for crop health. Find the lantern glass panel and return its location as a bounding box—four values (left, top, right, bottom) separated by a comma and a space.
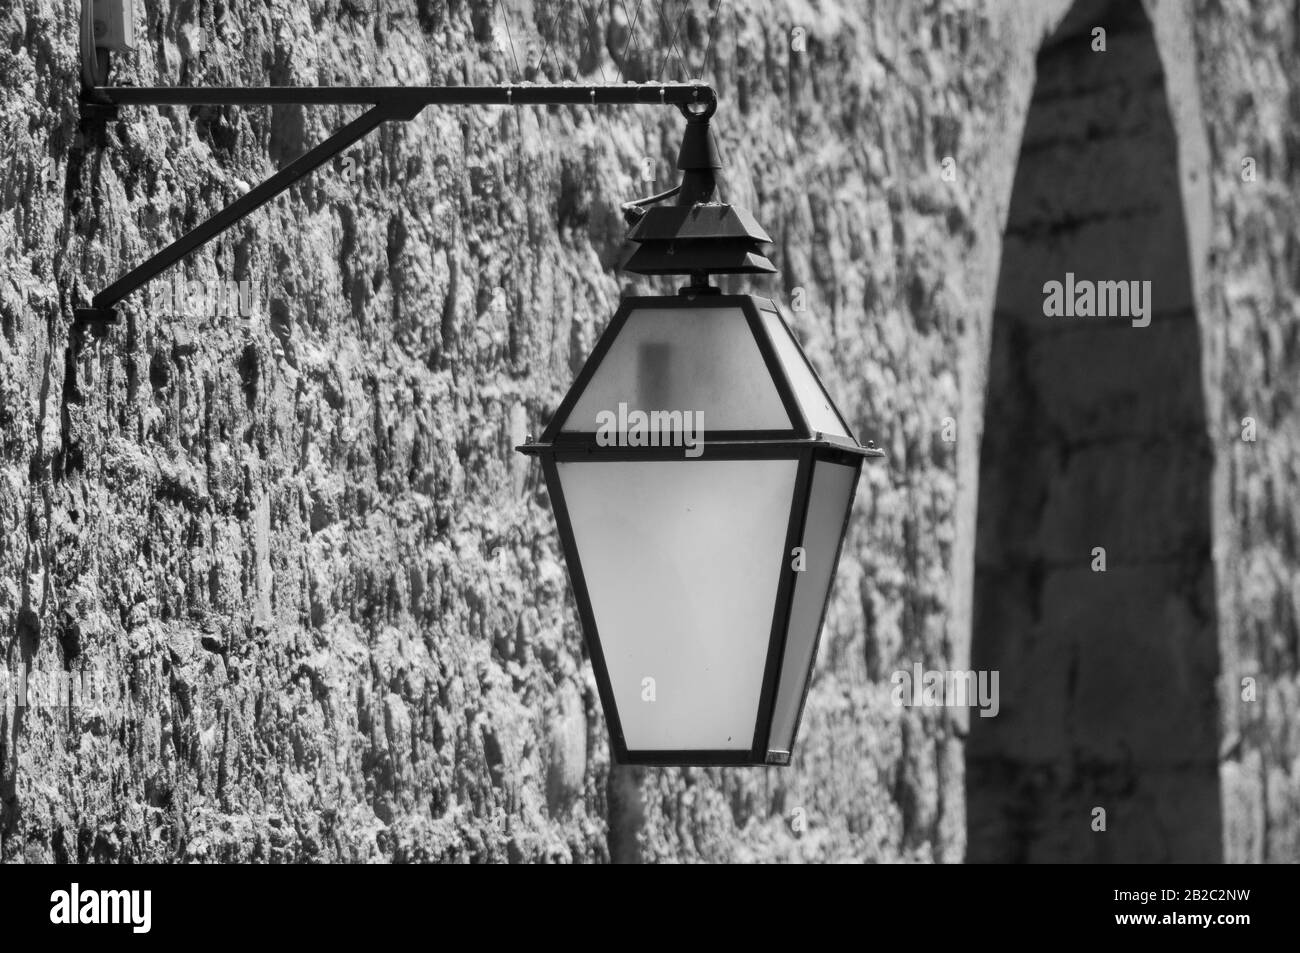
767, 458, 860, 755
757, 306, 851, 438
556, 457, 798, 751
561, 306, 793, 433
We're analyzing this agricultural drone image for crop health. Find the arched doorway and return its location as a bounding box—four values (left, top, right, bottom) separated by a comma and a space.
967, 0, 1221, 862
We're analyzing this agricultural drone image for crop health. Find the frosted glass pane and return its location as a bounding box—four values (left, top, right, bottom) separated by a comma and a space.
562, 306, 793, 433
758, 307, 850, 438
768, 459, 859, 754
558, 458, 798, 751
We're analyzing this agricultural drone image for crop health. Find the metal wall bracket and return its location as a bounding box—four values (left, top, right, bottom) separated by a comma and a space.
74, 83, 717, 330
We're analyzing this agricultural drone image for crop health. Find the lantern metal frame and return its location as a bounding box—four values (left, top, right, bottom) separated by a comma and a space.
518, 293, 883, 766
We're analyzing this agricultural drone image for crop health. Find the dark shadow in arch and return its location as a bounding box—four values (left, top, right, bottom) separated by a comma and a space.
967, 0, 1221, 863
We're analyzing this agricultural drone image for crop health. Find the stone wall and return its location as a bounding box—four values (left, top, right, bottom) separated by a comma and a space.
0, 0, 1293, 862
1193, 0, 1300, 864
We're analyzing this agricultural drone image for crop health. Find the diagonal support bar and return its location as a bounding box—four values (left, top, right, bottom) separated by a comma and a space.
77, 101, 420, 326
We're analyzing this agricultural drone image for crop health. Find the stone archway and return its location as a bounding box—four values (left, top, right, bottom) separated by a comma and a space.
967, 0, 1221, 863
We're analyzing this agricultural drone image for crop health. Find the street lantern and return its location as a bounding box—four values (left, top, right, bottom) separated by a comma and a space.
70, 45, 883, 766
518, 106, 883, 766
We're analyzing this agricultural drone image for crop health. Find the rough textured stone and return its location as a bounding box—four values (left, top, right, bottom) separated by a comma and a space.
0, 0, 1294, 863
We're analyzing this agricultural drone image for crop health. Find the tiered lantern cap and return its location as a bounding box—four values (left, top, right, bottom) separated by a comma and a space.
620, 102, 776, 279
621, 203, 776, 276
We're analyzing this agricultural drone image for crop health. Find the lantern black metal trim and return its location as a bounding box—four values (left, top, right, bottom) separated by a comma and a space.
752, 448, 818, 761
769, 448, 864, 765
536, 294, 865, 446
532, 441, 870, 767
520, 292, 882, 766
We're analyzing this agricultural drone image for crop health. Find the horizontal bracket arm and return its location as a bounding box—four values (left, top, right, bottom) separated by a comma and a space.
86, 83, 715, 109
